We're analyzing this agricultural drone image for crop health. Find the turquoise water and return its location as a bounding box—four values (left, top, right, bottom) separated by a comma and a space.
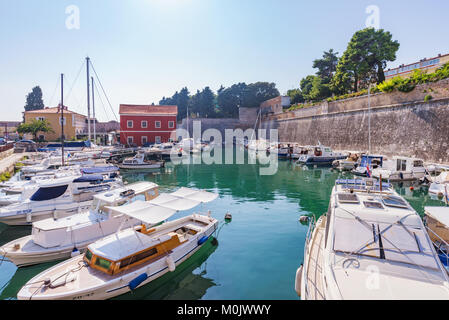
0, 149, 444, 300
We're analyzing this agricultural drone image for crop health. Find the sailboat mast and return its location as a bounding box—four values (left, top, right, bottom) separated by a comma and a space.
368, 83, 371, 155
91, 76, 96, 144
86, 56, 91, 143
61, 73, 65, 166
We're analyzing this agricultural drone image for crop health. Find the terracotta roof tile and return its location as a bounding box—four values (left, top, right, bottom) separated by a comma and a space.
119, 104, 178, 115
25, 106, 86, 117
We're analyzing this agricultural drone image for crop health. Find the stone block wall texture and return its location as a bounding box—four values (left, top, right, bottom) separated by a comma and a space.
239, 107, 259, 124
261, 98, 449, 163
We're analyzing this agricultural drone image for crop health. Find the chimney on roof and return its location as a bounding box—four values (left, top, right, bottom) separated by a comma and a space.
438, 53, 442, 57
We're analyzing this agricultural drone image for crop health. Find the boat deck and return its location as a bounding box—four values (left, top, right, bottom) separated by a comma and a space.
305, 218, 325, 300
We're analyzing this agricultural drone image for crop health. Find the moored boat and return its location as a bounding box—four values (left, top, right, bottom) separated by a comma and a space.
296, 178, 449, 300
118, 151, 165, 170
0, 181, 159, 267
371, 156, 426, 182
296, 144, 346, 165
0, 175, 123, 226
17, 188, 219, 300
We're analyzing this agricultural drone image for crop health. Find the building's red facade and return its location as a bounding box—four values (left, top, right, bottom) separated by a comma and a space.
119, 104, 178, 146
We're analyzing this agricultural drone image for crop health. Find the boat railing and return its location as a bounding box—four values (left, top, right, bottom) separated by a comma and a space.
303, 215, 316, 299
336, 178, 391, 192
425, 225, 449, 266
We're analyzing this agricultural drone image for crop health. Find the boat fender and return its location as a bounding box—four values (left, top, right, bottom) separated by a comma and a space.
399, 172, 404, 180
166, 256, 175, 272
26, 212, 32, 223
197, 236, 209, 246
211, 237, 218, 246
128, 273, 148, 291
71, 247, 81, 258
295, 264, 303, 297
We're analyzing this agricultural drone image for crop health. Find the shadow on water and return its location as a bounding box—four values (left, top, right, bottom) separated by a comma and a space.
113, 237, 219, 300
0, 224, 31, 246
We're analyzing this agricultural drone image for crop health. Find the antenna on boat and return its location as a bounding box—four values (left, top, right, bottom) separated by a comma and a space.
91, 76, 96, 144
61, 73, 65, 166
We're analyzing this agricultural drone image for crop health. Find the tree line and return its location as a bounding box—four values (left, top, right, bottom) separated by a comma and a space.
159, 82, 280, 121
288, 27, 400, 104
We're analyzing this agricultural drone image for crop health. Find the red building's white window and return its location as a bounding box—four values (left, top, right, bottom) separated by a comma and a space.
155, 121, 161, 128
155, 136, 161, 143
168, 121, 175, 128
127, 120, 133, 128
141, 120, 147, 128
127, 136, 133, 144
142, 136, 148, 145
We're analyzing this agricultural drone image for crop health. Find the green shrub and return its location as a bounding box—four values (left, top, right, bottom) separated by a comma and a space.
424, 94, 433, 102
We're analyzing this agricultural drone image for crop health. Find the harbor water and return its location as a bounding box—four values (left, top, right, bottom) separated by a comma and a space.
0, 148, 444, 300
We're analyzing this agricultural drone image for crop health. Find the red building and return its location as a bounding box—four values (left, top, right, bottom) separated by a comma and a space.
119, 104, 178, 146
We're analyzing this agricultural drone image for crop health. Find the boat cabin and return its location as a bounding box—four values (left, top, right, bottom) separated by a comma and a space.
82, 187, 219, 276
31, 182, 159, 249
83, 227, 188, 275
392, 156, 424, 172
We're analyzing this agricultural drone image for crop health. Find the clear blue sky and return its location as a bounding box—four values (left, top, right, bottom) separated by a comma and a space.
1, 0, 449, 121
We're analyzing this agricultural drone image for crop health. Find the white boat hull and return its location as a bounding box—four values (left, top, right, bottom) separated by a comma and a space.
18, 220, 218, 300
0, 202, 92, 226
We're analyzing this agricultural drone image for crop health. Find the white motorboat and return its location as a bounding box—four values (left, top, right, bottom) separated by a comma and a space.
0, 182, 160, 267
296, 144, 346, 165
118, 151, 165, 170
372, 156, 426, 182
0, 175, 123, 226
332, 153, 360, 171
18, 187, 219, 300
296, 178, 449, 300
1, 165, 120, 196
428, 172, 449, 200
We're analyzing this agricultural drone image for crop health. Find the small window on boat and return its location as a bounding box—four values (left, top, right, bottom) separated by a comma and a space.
30, 185, 68, 201
95, 257, 111, 270
382, 196, 408, 209
363, 201, 384, 209
85, 249, 93, 262
337, 193, 359, 204
119, 247, 158, 269
413, 160, 423, 167
396, 159, 407, 171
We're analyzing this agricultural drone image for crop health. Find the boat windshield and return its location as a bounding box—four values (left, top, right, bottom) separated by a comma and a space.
30, 185, 68, 201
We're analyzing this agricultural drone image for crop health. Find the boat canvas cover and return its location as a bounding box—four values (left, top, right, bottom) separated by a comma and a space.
170, 187, 219, 203
425, 206, 449, 228
106, 200, 176, 225
108, 187, 218, 225
73, 175, 104, 183
89, 228, 172, 262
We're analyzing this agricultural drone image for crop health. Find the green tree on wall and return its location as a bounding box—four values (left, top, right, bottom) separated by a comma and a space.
331, 28, 399, 94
